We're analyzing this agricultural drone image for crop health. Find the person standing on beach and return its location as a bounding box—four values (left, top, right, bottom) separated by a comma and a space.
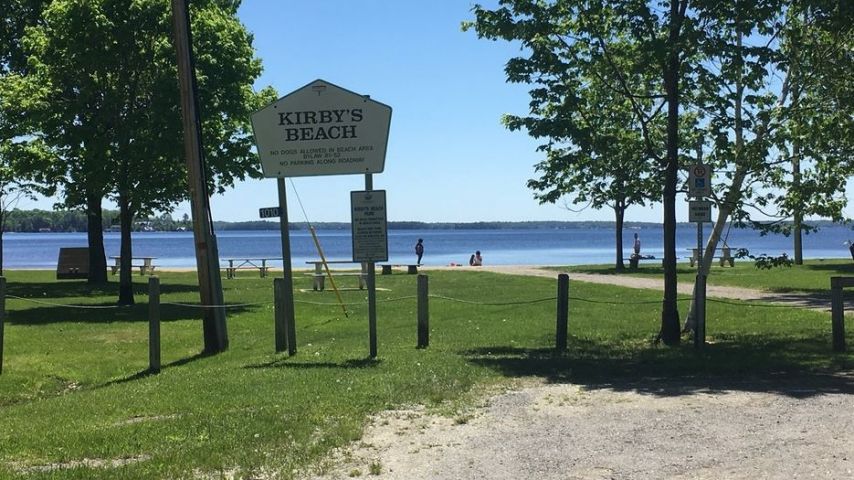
415, 238, 424, 265
633, 233, 641, 256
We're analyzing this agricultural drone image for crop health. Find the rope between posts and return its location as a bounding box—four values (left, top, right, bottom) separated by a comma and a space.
160, 301, 270, 309
428, 294, 556, 306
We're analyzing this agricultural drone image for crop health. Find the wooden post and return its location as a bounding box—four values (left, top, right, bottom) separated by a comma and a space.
148, 276, 161, 373
170, 0, 228, 353
417, 274, 429, 348
831, 277, 845, 352
556, 274, 569, 351
0, 277, 5, 374
274, 278, 289, 353
277, 179, 297, 356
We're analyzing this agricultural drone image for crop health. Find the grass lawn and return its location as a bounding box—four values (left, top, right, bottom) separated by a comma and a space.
0, 269, 852, 478
565, 258, 854, 294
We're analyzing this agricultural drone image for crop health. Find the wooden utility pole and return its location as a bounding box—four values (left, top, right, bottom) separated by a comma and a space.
170, 0, 228, 352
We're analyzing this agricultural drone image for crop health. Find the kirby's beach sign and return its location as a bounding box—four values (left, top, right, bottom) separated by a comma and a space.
251, 79, 392, 178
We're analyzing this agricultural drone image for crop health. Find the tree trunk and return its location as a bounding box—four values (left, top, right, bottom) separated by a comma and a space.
86, 193, 108, 284
614, 203, 625, 271
793, 142, 803, 264
117, 193, 134, 305
659, 0, 683, 345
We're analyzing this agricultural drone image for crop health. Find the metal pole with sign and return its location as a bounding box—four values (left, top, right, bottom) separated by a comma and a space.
688, 163, 712, 349
351, 182, 388, 358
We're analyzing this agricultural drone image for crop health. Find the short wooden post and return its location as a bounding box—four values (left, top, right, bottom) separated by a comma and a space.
831, 277, 845, 352
0, 277, 6, 374
274, 278, 289, 353
417, 274, 429, 348
148, 276, 161, 373
556, 274, 569, 351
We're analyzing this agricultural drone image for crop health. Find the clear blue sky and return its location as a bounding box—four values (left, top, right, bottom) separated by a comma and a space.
214, 0, 666, 223
27, 1, 846, 224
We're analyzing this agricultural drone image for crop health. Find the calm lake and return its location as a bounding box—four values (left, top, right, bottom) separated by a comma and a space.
4, 224, 853, 269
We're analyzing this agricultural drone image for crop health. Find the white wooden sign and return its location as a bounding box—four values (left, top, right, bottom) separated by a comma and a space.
351, 190, 388, 262
689, 200, 713, 223
251, 79, 392, 178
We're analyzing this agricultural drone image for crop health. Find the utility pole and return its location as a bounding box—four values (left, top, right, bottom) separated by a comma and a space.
170, 0, 228, 352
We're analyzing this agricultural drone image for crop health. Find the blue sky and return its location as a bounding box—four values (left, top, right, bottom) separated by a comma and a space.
22, 1, 779, 224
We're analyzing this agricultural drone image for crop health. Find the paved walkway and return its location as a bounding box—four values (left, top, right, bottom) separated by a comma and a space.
425, 265, 846, 312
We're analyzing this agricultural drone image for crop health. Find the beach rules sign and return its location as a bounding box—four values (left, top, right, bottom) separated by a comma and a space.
251, 79, 392, 178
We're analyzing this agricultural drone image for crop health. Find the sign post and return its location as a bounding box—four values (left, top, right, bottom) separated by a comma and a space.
688, 164, 712, 349
351, 186, 388, 358
251, 79, 392, 358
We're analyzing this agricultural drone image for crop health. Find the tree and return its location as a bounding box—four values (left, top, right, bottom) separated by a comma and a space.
508, 48, 664, 270
467, 0, 695, 344
3, 0, 275, 304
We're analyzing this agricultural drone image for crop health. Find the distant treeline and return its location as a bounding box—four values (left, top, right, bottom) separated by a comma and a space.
2, 209, 845, 233
2, 209, 190, 232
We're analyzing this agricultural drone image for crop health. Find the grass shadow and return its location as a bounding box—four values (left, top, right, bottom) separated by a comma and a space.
6, 281, 201, 300
244, 357, 381, 370
461, 335, 854, 398
4, 302, 254, 325
95, 352, 213, 389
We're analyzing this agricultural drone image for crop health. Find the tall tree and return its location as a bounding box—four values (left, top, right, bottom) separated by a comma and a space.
467, 0, 695, 344
509, 47, 664, 270
2, 0, 274, 303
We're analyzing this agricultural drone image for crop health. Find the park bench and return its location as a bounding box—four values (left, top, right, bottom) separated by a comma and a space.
628, 254, 658, 270
379, 264, 419, 275
110, 256, 157, 275
56, 247, 90, 280
305, 260, 367, 291
223, 257, 280, 279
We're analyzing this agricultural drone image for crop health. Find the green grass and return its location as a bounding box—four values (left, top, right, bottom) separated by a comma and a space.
564, 258, 854, 294
0, 269, 852, 478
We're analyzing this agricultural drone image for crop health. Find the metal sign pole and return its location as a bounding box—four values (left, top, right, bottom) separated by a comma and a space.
365, 174, 378, 358
694, 221, 706, 349
277, 178, 297, 355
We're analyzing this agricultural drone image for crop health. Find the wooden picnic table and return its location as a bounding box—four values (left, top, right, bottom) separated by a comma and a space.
688, 247, 736, 267
110, 256, 157, 275
224, 257, 282, 279
305, 260, 367, 291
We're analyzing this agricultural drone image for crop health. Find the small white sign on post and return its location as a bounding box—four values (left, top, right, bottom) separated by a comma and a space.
688, 164, 712, 198
351, 190, 388, 262
689, 200, 713, 223
251, 79, 392, 178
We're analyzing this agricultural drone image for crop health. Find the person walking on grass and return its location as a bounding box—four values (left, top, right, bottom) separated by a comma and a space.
415, 238, 424, 265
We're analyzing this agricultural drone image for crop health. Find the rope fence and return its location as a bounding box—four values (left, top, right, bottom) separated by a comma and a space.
1, 273, 846, 377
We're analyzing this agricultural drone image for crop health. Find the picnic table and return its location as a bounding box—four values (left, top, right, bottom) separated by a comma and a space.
688, 247, 736, 267
305, 260, 367, 291
110, 256, 157, 275
224, 257, 281, 279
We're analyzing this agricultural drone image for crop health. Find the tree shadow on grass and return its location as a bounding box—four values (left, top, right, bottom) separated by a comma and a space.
6, 281, 201, 299
3, 303, 254, 325
244, 357, 381, 370
461, 335, 854, 399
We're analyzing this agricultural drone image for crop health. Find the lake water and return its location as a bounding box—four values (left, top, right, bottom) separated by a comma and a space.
4, 224, 853, 269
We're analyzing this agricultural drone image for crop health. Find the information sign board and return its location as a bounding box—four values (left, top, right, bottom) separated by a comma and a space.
689, 200, 713, 223
251, 79, 392, 178
351, 190, 388, 262
259, 206, 281, 218
688, 163, 712, 198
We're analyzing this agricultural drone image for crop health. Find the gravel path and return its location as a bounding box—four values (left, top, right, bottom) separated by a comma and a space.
302, 265, 854, 480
